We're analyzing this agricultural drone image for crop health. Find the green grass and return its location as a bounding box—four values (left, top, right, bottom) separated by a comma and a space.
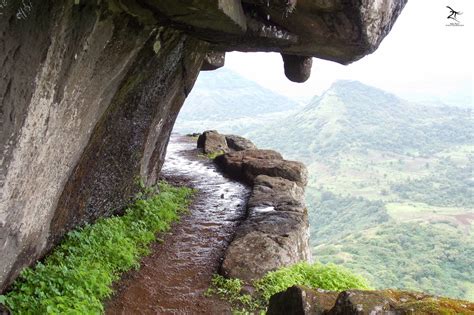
198, 149, 225, 160
254, 262, 371, 301
206, 262, 370, 313
0, 182, 193, 314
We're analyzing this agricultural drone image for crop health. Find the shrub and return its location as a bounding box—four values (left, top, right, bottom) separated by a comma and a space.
255, 262, 371, 301
0, 182, 193, 314
207, 262, 371, 312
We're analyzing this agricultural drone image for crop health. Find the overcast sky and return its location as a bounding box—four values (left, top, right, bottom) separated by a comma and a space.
223, 0, 473, 106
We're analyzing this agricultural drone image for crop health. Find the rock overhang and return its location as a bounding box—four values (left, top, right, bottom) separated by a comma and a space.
113, 0, 408, 82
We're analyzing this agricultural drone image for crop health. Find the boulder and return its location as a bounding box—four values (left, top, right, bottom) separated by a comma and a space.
248, 175, 305, 213
267, 287, 474, 315
216, 134, 310, 283
329, 290, 474, 314
215, 149, 283, 180
267, 286, 339, 315
197, 130, 228, 154
225, 134, 257, 151
243, 158, 308, 187
216, 149, 307, 186
221, 226, 309, 283
330, 290, 394, 314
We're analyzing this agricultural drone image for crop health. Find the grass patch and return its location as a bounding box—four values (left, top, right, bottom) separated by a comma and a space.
187, 135, 199, 142
206, 262, 370, 313
0, 182, 193, 314
198, 149, 225, 160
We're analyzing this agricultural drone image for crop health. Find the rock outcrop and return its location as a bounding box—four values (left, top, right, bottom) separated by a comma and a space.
0, 0, 406, 291
198, 131, 310, 282
225, 134, 257, 151
197, 130, 228, 154
267, 286, 474, 315
217, 149, 307, 187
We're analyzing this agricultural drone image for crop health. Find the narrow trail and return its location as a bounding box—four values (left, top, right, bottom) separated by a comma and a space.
105, 135, 250, 314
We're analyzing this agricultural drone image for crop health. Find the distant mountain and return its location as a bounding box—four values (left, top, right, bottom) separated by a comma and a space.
176, 67, 299, 120
249, 80, 472, 160
247, 80, 473, 300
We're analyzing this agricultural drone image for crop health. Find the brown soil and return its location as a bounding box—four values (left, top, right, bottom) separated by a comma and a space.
105, 135, 250, 314
452, 212, 474, 226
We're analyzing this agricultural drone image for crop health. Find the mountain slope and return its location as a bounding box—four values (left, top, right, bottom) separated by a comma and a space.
174, 68, 300, 134
249, 80, 472, 159
247, 80, 474, 300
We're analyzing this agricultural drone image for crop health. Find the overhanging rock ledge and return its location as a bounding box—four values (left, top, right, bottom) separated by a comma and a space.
0, 0, 406, 292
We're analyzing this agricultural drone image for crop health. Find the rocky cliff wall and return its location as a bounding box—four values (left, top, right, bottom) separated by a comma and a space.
0, 1, 207, 291
0, 0, 406, 291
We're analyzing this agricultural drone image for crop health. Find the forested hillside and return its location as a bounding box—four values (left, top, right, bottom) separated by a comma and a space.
175, 77, 474, 301
174, 68, 301, 135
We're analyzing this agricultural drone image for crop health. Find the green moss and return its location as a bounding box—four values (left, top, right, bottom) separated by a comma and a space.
205, 275, 261, 312
0, 182, 193, 314
391, 293, 474, 315
206, 262, 370, 312
198, 149, 225, 160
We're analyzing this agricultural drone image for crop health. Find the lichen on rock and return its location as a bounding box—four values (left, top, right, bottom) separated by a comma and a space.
267, 286, 474, 315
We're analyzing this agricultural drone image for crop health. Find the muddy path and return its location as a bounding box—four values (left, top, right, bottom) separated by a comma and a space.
105, 135, 250, 314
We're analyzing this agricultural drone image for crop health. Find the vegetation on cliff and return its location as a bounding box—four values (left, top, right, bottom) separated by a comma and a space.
0, 182, 193, 314
206, 262, 370, 312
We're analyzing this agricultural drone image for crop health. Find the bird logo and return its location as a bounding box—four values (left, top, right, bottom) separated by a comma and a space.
446, 6, 462, 23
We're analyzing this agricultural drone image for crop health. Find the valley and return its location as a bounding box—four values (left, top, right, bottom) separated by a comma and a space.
175, 69, 474, 301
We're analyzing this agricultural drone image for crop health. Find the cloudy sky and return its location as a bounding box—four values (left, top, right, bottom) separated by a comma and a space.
223, 0, 473, 106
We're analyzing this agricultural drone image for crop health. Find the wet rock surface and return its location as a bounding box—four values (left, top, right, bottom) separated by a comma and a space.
105, 135, 249, 314
0, 2, 207, 290
267, 286, 474, 315
199, 131, 310, 282
248, 175, 305, 212
215, 147, 307, 187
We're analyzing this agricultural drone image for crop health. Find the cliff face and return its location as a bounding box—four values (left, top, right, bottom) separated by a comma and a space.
0, 0, 406, 291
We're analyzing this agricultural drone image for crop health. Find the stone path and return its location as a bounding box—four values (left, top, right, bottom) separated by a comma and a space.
105, 135, 249, 314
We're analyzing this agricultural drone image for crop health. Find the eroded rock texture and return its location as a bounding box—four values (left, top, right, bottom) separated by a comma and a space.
1, 0, 406, 291
0, 1, 207, 291
201, 131, 310, 282
267, 286, 474, 315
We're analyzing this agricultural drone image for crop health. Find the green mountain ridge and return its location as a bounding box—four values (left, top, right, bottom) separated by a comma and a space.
174, 68, 301, 134
249, 80, 472, 159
